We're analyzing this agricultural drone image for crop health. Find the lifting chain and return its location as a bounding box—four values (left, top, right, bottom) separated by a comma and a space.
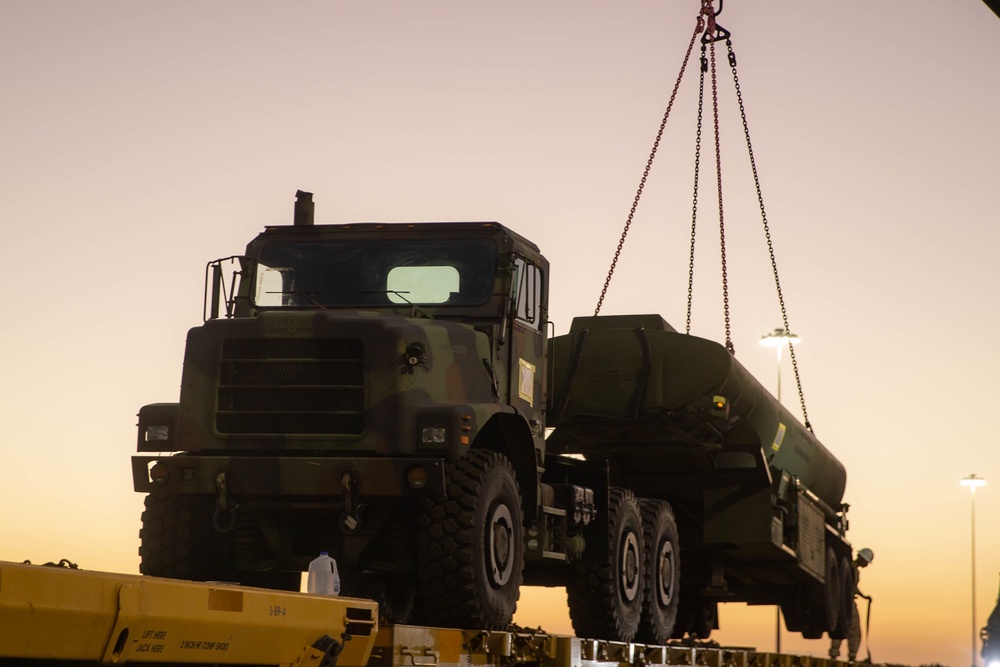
724, 27, 812, 431
696, 0, 812, 430
705, 3, 733, 354
684, 43, 706, 337
595, 0, 812, 430
593, 13, 705, 317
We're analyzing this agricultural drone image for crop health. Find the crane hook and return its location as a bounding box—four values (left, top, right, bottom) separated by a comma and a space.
700, 0, 731, 44
701, 0, 723, 18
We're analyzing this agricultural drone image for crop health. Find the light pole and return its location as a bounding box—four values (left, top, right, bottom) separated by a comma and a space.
962, 473, 987, 667
759, 328, 801, 404
759, 327, 799, 654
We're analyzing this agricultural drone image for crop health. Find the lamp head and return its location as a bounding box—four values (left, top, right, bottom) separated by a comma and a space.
759, 328, 800, 348
961, 474, 987, 493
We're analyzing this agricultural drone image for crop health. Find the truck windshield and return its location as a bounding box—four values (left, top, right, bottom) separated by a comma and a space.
253, 238, 498, 308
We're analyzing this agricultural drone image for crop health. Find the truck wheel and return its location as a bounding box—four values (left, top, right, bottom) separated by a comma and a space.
669, 593, 715, 639
418, 449, 524, 630
785, 590, 825, 639
800, 606, 826, 640
139, 494, 230, 581
635, 500, 680, 644
832, 553, 854, 639
820, 546, 842, 635
341, 573, 419, 625
690, 599, 717, 639
781, 601, 803, 632
567, 487, 644, 642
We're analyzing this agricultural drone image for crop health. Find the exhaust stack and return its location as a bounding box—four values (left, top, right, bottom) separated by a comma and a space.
294, 190, 315, 226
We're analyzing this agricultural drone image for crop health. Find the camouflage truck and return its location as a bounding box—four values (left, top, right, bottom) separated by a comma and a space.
133, 192, 853, 644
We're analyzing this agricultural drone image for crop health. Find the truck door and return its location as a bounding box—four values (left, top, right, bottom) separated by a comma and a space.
508, 256, 546, 436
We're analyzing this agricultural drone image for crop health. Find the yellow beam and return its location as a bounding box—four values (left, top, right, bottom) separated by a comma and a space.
0, 561, 377, 665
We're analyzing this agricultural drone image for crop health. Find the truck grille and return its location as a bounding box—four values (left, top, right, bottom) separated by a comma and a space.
215, 338, 365, 436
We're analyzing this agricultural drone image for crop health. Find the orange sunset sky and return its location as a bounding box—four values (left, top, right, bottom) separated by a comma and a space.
2, 2, 1000, 665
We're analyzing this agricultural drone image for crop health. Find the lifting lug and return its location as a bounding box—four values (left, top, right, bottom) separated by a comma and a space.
340, 472, 364, 534
701, 22, 731, 45
212, 471, 239, 533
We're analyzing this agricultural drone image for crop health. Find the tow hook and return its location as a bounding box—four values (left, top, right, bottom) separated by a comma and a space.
340, 472, 364, 534
212, 471, 240, 533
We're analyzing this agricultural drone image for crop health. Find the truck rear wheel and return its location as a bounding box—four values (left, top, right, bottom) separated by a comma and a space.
567, 487, 644, 642
635, 499, 679, 644
418, 449, 524, 630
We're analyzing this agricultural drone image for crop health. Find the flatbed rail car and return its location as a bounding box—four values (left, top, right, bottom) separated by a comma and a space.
1, 561, 867, 667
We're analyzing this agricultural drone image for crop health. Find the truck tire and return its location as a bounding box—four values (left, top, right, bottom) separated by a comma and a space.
139, 494, 230, 582
341, 572, 420, 625
567, 487, 644, 642
690, 599, 717, 639
418, 449, 524, 630
831, 553, 854, 640
820, 546, 842, 635
141, 494, 296, 591
783, 590, 825, 639
673, 594, 716, 639
781, 601, 802, 632
635, 499, 680, 644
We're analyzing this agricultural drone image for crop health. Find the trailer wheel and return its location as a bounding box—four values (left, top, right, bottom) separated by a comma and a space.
800, 609, 826, 640
785, 589, 826, 639
821, 546, 842, 634
832, 553, 854, 639
635, 500, 679, 644
418, 449, 524, 630
781, 601, 802, 632
139, 493, 231, 581
568, 488, 644, 642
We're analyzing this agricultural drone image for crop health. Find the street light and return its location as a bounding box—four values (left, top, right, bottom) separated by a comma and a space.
760, 327, 799, 654
962, 474, 987, 667
758, 328, 800, 403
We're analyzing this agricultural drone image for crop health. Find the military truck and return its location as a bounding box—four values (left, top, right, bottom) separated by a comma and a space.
133, 191, 853, 644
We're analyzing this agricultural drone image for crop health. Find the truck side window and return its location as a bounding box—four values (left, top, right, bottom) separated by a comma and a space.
512, 257, 542, 331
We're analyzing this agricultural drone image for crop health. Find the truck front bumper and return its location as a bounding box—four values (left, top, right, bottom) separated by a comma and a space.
132, 455, 447, 500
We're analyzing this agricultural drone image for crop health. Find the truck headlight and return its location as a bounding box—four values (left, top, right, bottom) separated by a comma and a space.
421, 426, 447, 446
145, 425, 170, 442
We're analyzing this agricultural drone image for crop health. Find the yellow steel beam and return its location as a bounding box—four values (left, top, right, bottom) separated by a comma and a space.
0, 561, 377, 665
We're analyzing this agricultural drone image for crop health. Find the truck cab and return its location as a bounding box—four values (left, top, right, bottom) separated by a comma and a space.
133, 193, 574, 630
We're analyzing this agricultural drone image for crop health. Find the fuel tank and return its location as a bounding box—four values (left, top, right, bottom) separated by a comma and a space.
546, 315, 846, 510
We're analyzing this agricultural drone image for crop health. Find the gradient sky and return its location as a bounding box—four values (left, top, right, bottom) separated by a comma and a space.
2, 2, 999, 665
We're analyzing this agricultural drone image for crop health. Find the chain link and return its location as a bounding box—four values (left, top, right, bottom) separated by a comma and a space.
594, 15, 704, 316
704, 11, 734, 355
726, 39, 811, 431
685, 47, 707, 336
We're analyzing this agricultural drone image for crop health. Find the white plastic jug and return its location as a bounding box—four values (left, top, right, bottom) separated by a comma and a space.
307, 552, 341, 596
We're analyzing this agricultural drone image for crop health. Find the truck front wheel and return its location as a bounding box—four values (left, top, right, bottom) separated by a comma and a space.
567, 487, 644, 642
139, 494, 231, 582
418, 449, 524, 630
